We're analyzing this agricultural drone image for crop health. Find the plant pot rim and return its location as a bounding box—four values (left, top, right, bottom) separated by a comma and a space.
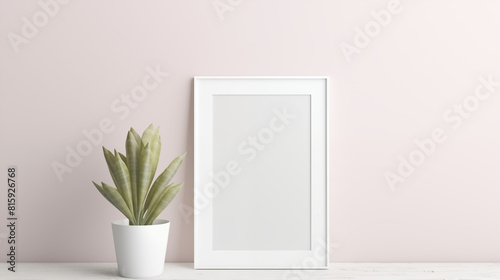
112, 219, 170, 227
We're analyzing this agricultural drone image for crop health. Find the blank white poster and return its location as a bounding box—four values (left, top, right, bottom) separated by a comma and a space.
212, 95, 311, 250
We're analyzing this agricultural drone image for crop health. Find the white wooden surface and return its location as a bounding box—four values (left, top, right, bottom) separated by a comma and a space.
1, 263, 500, 280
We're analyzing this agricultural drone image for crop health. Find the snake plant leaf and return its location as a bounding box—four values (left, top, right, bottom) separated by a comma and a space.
126, 130, 140, 219
144, 182, 183, 225
143, 152, 186, 213
141, 124, 161, 184
93, 125, 186, 225
137, 142, 152, 215
92, 181, 108, 200
110, 149, 133, 213
130, 127, 142, 145
149, 130, 161, 184
102, 182, 136, 225
94, 181, 136, 224
103, 147, 132, 211
141, 124, 156, 144
144, 182, 174, 216
118, 152, 127, 167
103, 147, 120, 188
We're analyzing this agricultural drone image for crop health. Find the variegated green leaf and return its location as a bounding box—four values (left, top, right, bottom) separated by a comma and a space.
141, 124, 161, 183
144, 182, 173, 215
126, 130, 140, 220
102, 147, 120, 188
102, 147, 132, 212
94, 181, 136, 224
137, 142, 152, 215
94, 125, 186, 225
148, 128, 161, 184
141, 124, 156, 145
92, 181, 107, 199
145, 182, 183, 225
111, 150, 133, 213
130, 127, 142, 144
118, 152, 127, 167
143, 152, 186, 213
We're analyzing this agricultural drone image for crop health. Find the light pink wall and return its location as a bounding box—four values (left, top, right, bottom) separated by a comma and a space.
1, 0, 499, 262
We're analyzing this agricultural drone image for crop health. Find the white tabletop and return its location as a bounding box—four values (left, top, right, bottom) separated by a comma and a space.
1, 263, 499, 280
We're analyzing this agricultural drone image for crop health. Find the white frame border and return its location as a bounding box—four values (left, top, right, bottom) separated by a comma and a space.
194, 76, 329, 269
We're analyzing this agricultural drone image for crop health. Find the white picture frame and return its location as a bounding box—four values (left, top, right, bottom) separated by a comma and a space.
194, 76, 329, 269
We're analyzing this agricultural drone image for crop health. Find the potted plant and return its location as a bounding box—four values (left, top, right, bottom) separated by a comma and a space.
92, 124, 186, 278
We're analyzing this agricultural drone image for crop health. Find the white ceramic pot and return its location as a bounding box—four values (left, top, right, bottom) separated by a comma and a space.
112, 219, 170, 278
